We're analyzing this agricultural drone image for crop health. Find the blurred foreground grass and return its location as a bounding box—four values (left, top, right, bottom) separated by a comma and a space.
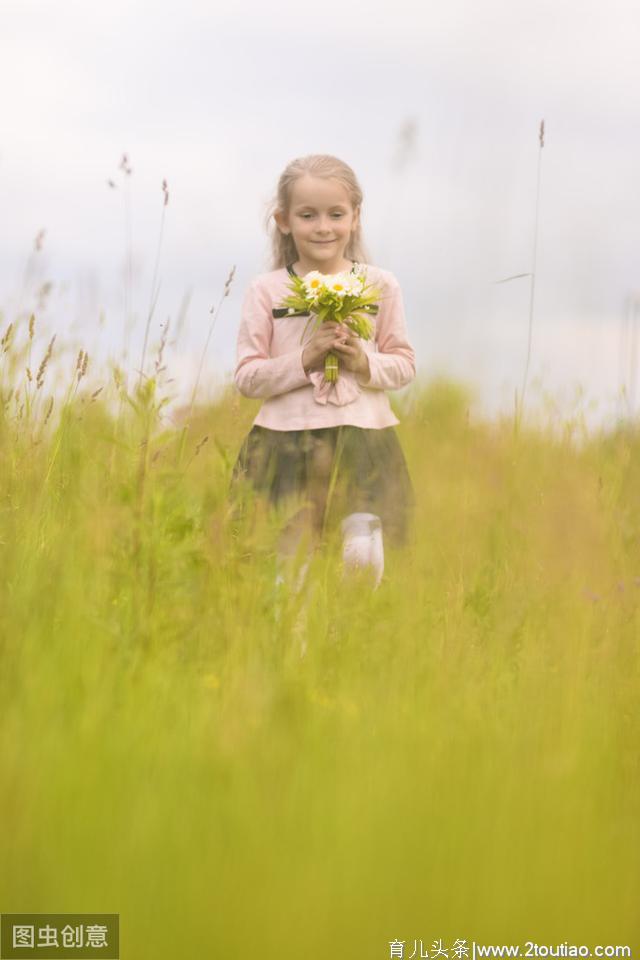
1, 364, 639, 958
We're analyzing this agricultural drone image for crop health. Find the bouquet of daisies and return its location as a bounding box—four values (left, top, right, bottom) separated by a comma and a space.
280, 265, 382, 382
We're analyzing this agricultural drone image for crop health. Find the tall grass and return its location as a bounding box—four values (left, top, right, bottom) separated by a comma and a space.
0, 315, 639, 955
137, 178, 169, 392
496, 119, 546, 438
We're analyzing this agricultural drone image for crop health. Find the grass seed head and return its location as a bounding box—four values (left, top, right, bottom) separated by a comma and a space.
224, 265, 237, 298
36, 335, 56, 389
155, 319, 170, 373
1, 323, 14, 353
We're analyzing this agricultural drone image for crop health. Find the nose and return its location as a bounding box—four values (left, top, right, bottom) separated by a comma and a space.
315, 216, 333, 234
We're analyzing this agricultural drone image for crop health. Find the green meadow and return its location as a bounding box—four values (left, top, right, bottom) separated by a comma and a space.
1, 335, 639, 957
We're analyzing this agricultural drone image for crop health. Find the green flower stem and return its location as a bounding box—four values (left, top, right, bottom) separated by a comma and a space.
325, 352, 339, 382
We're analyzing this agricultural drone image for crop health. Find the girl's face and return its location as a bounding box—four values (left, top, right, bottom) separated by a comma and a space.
275, 174, 360, 274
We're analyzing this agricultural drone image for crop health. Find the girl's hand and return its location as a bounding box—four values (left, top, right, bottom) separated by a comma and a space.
330, 332, 371, 378
302, 321, 348, 373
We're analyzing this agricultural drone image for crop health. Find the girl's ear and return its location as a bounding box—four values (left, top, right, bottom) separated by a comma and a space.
352, 205, 361, 231
274, 210, 290, 235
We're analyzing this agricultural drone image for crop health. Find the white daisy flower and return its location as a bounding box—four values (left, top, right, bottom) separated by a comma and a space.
345, 274, 366, 295
325, 271, 352, 298
302, 271, 326, 300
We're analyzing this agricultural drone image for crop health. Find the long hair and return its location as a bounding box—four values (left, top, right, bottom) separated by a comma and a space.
263, 154, 373, 271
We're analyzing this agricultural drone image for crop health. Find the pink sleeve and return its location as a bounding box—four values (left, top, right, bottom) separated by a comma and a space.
355, 274, 416, 391
234, 278, 312, 400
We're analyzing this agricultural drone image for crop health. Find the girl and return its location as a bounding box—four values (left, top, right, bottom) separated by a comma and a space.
229, 153, 416, 598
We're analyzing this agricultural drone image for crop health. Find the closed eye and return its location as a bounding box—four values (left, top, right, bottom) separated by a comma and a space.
299, 212, 345, 219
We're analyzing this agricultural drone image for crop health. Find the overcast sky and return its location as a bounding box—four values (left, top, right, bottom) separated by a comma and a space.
2, 0, 639, 432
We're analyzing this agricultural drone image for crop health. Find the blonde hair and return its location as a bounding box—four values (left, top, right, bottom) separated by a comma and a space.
263, 154, 373, 271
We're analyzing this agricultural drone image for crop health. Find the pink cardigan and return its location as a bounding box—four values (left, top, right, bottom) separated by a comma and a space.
234, 264, 416, 431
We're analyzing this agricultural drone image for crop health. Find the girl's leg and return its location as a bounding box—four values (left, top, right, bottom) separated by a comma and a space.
275, 502, 319, 594
340, 512, 384, 590
273, 432, 335, 654
274, 503, 320, 657
276, 431, 331, 594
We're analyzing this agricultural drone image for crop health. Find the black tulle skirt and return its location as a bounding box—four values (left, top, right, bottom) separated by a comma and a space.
228, 424, 416, 548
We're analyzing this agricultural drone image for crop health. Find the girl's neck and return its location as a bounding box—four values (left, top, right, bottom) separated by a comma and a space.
290, 256, 355, 276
